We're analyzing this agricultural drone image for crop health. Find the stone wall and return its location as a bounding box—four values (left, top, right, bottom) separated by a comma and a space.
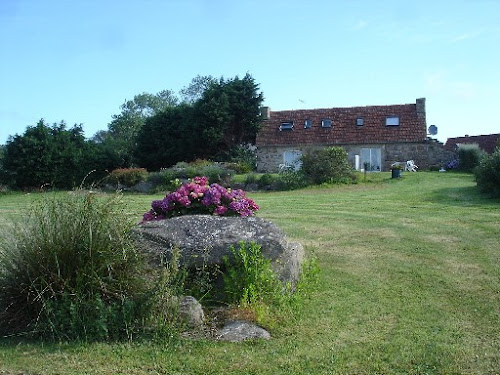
257, 141, 456, 173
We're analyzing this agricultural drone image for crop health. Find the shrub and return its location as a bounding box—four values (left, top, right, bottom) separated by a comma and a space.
0, 191, 149, 340
301, 147, 355, 184
228, 144, 258, 173
258, 173, 278, 189
275, 167, 308, 190
458, 144, 486, 172
245, 172, 258, 186
142, 176, 259, 221
198, 164, 234, 186
474, 147, 500, 197
109, 168, 148, 187
221, 242, 321, 327
222, 242, 282, 306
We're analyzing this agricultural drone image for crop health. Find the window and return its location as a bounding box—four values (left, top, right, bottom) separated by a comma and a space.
356, 117, 364, 126
321, 119, 332, 128
386, 116, 400, 126
283, 150, 303, 171
280, 121, 293, 131
304, 119, 312, 129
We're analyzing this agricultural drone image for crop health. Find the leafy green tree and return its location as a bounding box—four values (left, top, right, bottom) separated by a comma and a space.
1, 120, 89, 189
135, 74, 264, 169
179, 75, 216, 104
106, 90, 179, 167
135, 104, 196, 170
193, 73, 264, 158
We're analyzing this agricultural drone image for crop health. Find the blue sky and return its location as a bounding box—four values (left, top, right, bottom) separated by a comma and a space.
1, 0, 499, 145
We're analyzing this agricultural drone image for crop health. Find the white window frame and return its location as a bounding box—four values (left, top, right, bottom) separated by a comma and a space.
321, 119, 332, 128
386, 116, 400, 126
304, 119, 312, 129
280, 121, 294, 131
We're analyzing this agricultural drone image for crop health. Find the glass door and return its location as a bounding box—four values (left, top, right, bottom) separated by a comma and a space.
360, 148, 381, 172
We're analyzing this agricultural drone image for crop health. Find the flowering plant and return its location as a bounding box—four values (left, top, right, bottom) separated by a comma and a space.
142, 176, 259, 221
446, 159, 460, 170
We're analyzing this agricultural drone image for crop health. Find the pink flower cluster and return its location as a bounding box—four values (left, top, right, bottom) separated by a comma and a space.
142, 176, 259, 221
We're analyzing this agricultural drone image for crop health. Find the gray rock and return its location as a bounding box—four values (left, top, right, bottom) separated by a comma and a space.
132, 215, 304, 285
178, 296, 205, 327
218, 320, 271, 342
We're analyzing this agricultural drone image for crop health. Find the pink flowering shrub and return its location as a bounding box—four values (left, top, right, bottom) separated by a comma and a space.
142, 176, 259, 221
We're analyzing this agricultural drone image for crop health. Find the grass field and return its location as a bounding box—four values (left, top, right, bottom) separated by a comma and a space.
0, 172, 499, 374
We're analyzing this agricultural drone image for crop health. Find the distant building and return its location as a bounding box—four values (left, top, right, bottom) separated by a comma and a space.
256, 98, 454, 172
445, 134, 500, 154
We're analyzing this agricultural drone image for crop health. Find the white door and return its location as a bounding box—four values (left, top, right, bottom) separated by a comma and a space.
360, 148, 381, 172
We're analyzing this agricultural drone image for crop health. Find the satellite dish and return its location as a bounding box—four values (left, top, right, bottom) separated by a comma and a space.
428, 125, 438, 135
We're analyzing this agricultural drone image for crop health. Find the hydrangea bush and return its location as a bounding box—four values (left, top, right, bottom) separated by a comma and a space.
142, 176, 259, 221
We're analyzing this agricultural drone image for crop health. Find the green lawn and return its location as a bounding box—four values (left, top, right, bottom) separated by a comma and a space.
1, 172, 499, 374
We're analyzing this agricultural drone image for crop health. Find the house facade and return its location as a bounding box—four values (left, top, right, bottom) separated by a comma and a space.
256, 98, 454, 172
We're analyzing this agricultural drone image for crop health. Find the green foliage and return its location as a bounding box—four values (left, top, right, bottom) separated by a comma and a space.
221, 144, 258, 173
276, 167, 308, 190
0, 191, 148, 340
245, 172, 258, 186
192, 73, 264, 158
198, 164, 234, 186
222, 242, 282, 306
179, 75, 216, 104
146, 162, 234, 191
146, 248, 186, 338
105, 90, 179, 167
474, 146, 500, 197
108, 168, 149, 187
301, 146, 355, 184
135, 74, 263, 170
458, 144, 486, 172
1, 120, 92, 189
258, 173, 278, 189
134, 104, 197, 170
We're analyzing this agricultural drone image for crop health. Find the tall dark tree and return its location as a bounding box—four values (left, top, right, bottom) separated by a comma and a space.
193, 73, 264, 158
135, 104, 196, 170
1, 120, 89, 189
194, 73, 264, 156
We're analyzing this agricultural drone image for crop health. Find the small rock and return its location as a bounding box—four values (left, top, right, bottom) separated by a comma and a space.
218, 320, 271, 342
178, 296, 205, 327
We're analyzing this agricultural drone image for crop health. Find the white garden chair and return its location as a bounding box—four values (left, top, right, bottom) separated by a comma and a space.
405, 160, 418, 172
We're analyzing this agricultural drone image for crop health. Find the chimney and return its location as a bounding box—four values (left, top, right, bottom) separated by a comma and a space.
260, 106, 270, 120
416, 98, 426, 114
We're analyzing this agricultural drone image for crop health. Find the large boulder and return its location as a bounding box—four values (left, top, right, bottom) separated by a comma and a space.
132, 215, 304, 285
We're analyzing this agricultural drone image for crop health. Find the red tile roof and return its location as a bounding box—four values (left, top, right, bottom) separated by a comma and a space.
257, 99, 427, 147
445, 134, 500, 154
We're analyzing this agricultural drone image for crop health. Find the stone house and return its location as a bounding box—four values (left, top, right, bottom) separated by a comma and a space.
256, 98, 454, 172
445, 134, 500, 154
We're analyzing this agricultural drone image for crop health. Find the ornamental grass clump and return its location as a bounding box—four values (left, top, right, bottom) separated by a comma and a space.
142, 176, 259, 221
0, 191, 149, 341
